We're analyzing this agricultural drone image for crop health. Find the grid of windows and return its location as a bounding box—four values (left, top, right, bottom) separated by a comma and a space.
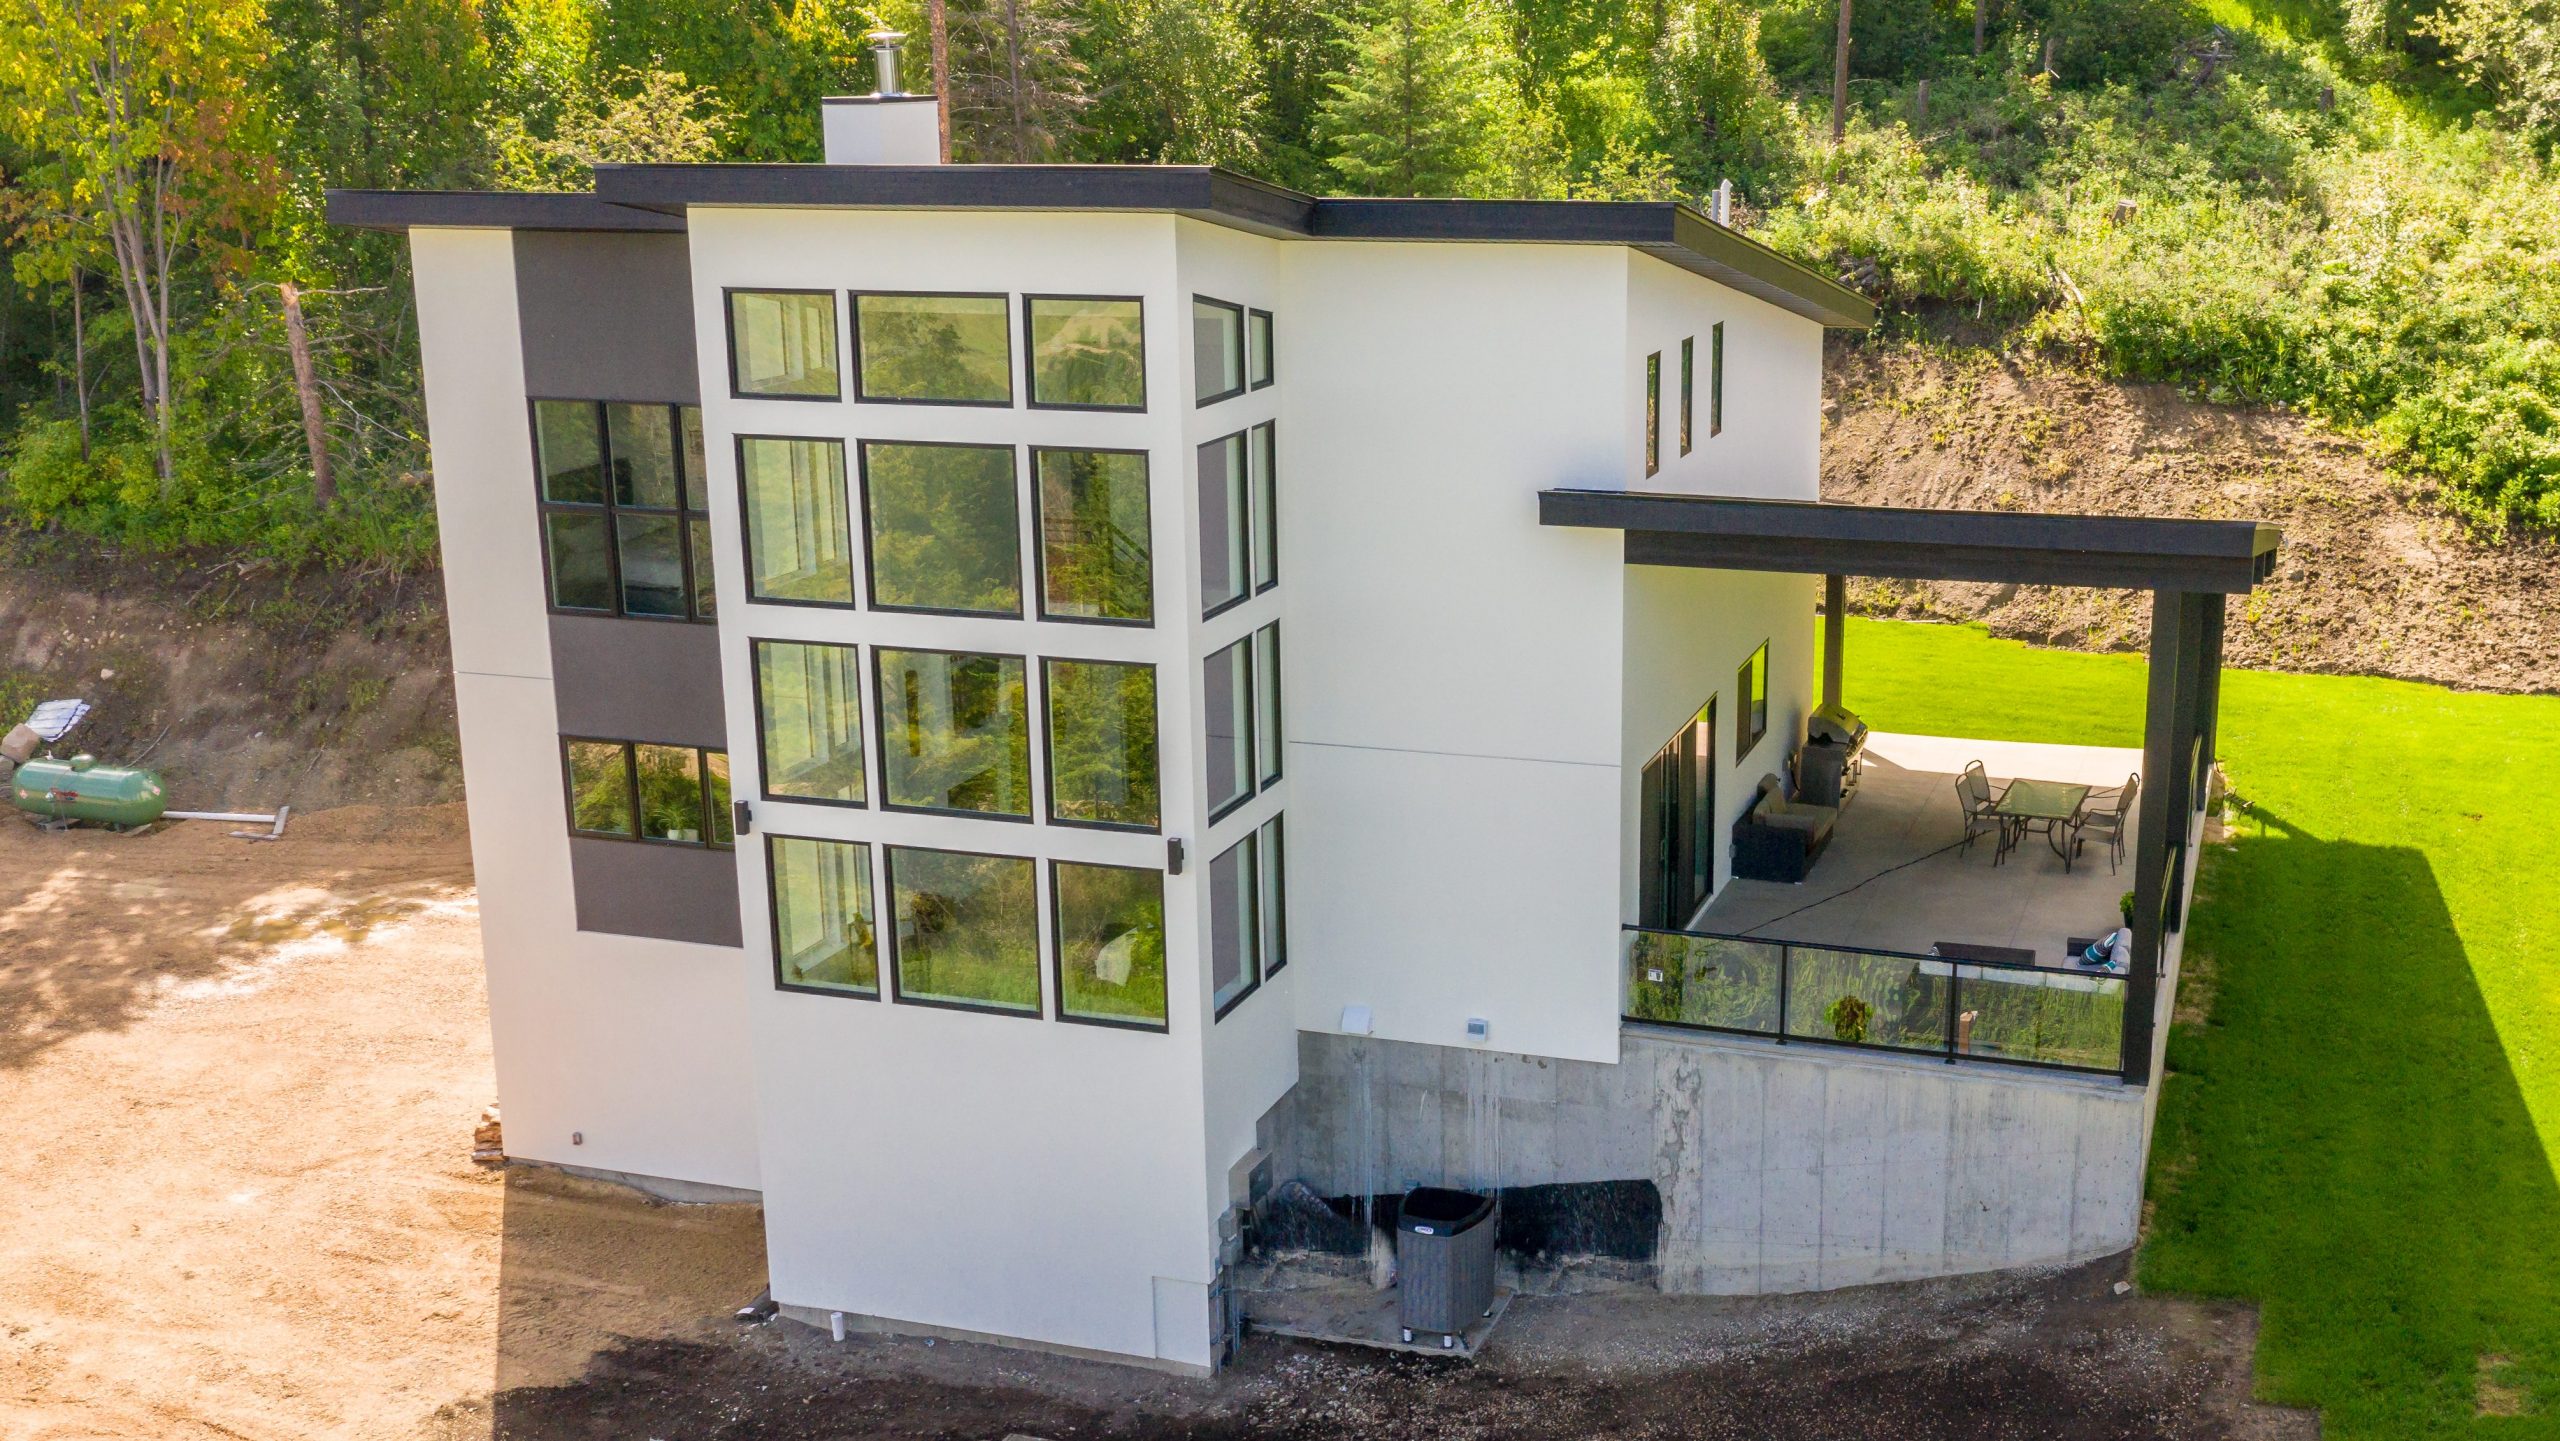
561, 738, 733, 847
535, 401, 715, 621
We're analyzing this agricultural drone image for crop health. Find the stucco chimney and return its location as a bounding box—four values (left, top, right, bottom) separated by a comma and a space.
821, 30, 942, 165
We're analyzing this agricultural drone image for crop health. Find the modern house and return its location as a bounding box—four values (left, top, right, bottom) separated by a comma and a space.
331, 41, 2277, 1376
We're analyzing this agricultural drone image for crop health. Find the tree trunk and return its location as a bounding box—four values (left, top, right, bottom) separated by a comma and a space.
1831, 0, 1852, 144
281, 282, 335, 510
1973, 0, 1989, 56
1004, 0, 1027, 162
1915, 77, 1929, 127
929, 0, 952, 162
70, 269, 90, 460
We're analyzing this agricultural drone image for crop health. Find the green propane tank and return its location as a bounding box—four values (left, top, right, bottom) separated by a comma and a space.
12, 755, 168, 827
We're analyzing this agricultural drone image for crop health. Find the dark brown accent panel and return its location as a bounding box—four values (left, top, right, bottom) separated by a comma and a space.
550, 614, 728, 750
514, 231, 700, 402
568, 835, 744, 947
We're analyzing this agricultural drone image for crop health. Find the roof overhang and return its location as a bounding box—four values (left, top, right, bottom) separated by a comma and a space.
1540, 489, 2281, 593
326, 190, 685, 233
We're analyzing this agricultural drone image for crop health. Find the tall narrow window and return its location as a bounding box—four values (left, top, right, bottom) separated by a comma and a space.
1210, 831, 1260, 1017
1737, 640, 1769, 762
769, 835, 878, 997
1193, 296, 1245, 405
727, 289, 839, 399
753, 639, 866, 804
535, 400, 715, 620
1051, 861, 1168, 1029
1035, 448, 1153, 624
1026, 295, 1146, 410
860, 441, 1022, 615
854, 292, 1013, 405
887, 846, 1041, 1014
874, 649, 1033, 818
739, 436, 853, 605
1044, 659, 1160, 830
1644, 351, 1661, 477
1204, 637, 1254, 821
1197, 432, 1249, 617
1252, 623, 1282, 786
1257, 815, 1287, 978
1246, 308, 1274, 389
1679, 336, 1695, 456
1248, 422, 1277, 593
1711, 321, 1725, 437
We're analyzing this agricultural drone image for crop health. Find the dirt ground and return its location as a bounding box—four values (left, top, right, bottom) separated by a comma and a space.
0, 801, 2317, 1439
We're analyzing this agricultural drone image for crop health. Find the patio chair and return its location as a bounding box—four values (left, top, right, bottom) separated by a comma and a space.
2071, 773, 2140, 875
1956, 761, 2005, 856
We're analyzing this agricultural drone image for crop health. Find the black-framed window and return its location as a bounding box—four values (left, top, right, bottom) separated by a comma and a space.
1204, 636, 1254, 822
853, 291, 1013, 406
886, 845, 1041, 1015
1252, 623, 1282, 787
1679, 336, 1695, 456
1257, 814, 1287, 978
1051, 860, 1168, 1030
874, 648, 1034, 818
1034, 447, 1153, 624
752, 638, 867, 805
1210, 829, 1259, 1018
535, 400, 715, 621
561, 737, 733, 848
1644, 351, 1661, 477
1247, 308, 1274, 390
1197, 431, 1249, 618
1711, 321, 1725, 437
860, 440, 1022, 616
1193, 296, 1245, 405
727, 289, 839, 399
769, 834, 878, 997
1043, 658, 1160, 831
1737, 640, 1769, 763
1025, 295, 1146, 411
739, 435, 854, 606
1248, 422, 1277, 594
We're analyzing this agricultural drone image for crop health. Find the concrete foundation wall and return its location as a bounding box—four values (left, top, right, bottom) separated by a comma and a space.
1275, 1027, 2147, 1295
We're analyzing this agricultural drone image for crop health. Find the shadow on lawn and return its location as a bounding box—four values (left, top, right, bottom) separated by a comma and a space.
2144, 808, 2560, 1432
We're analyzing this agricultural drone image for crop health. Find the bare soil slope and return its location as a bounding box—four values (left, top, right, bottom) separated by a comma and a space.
1824, 341, 2560, 694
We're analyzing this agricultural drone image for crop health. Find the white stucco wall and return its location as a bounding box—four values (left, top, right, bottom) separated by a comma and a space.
410, 227, 761, 1192
1625, 248, 1825, 500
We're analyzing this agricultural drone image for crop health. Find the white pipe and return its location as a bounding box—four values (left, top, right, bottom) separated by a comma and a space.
829, 1311, 846, 1341
163, 811, 277, 824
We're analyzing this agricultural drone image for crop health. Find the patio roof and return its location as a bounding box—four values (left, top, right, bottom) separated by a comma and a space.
1538, 489, 2281, 593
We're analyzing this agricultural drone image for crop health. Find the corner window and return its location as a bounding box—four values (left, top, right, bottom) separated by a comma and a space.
534, 400, 715, 621
1051, 861, 1168, 1029
727, 289, 839, 399
1248, 422, 1277, 593
860, 440, 1022, 616
1034, 447, 1153, 624
1043, 658, 1160, 830
1204, 636, 1255, 822
853, 292, 1013, 406
1644, 351, 1661, 478
769, 835, 878, 996
875, 648, 1033, 818
752, 639, 867, 805
738, 436, 854, 606
1252, 623, 1282, 786
1026, 295, 1146, 410
561, 738, 732, 848
886, 846, 1041, 1014
1247, 308, 1274, 389
1193, 296, 1245, 405
1209, 830, 1260, 1017
1737, 640, 1769, 762
1711, 321, 1725, 437
1197, 432, 1249, 618
1257, 815, 1287, 978
1679, 336, 1694, 456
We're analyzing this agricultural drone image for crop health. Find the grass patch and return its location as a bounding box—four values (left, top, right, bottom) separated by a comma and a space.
1837, 617, 2560, 1438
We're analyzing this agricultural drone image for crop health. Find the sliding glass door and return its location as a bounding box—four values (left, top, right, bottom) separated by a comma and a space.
1638, 700, 1716, 930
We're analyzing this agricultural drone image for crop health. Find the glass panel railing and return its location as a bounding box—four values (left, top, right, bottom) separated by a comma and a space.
1954, 963, 2126, 1072
1780, 945, 1952, 1054
1624, 929, 1782, 1033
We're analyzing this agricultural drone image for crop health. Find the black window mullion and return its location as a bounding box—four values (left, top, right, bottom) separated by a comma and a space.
621, 743, 641, 840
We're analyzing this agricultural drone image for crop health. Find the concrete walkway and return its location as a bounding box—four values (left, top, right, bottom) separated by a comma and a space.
1699, 733, 2141, 967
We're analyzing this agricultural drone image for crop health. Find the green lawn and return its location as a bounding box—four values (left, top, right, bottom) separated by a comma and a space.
1829, 617, 2560, 1437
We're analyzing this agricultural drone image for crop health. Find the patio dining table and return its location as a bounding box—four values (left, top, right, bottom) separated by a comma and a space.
1994, 778, 2091, 871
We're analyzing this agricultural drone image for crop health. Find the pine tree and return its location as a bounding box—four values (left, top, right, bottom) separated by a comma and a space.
1647, 0, 1793, 195
946, 0, 1091, 162
1315, 0, 1527, 197
1078, 0, 1264, 166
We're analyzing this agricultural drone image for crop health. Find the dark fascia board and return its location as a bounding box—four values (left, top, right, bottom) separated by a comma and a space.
1541, 488, 2282, 594
585, 164, 1871, 328
326, 189, 687, 233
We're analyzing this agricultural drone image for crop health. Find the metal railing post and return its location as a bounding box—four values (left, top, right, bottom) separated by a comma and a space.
1944, 964, 1961, 1063
1775, 944, 1790, 1042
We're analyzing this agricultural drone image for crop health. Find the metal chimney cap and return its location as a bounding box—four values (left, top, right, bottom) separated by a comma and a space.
865, 29, 907, 96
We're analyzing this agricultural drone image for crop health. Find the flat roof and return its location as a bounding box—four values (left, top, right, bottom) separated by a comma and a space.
326, 164, 1875, 329
1539, 489, 2281, 593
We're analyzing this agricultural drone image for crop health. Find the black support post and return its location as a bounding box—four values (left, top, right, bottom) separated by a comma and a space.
2124, 590, 2192, 1085
1821, 574, 1846, 711
2194, 594, 2226, 810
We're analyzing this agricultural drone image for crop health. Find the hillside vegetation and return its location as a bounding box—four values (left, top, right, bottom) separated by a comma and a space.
0, 0, 2553, 570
